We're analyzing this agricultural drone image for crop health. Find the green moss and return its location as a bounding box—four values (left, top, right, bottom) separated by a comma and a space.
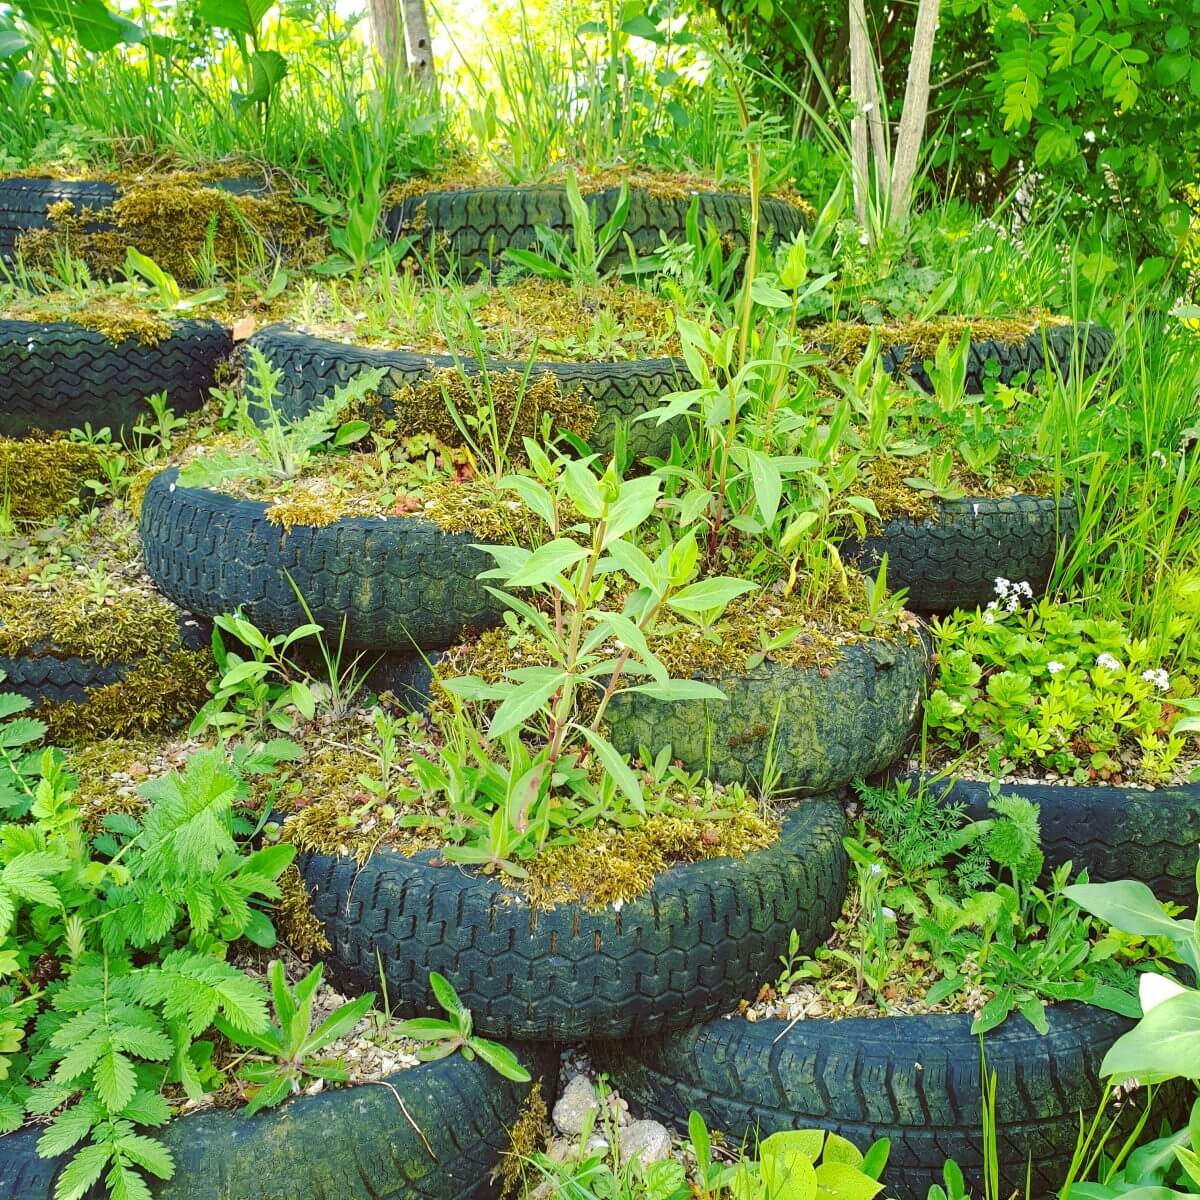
277, 863, 331, 960
0, 438, 102, 524
4, 292, 173, 346
496, 1083, 550, 1200
42, 649, 214, 744
15, 177, 320, 282
809, 314, 1069, 371
64, 736, 162, 831
0, 578, 181, 662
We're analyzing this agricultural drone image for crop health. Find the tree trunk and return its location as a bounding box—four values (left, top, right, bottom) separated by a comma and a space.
848, 0, 872, 226
369, 0, 407, 76
401, 0, 436, 89
888, 0, 940, 231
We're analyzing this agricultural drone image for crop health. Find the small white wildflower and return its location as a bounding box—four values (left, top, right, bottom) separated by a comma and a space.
881, 907, 896, 920
1151, 449, 1168, 467
858, 231, 870, 246
1141, 667, 1170, 692
1096, 652, 1122, 671
612, 899, 624, 912
1084, 130, 1096, 144
982, 609, 996, 625
1017, 581, 1033, 598
869, 863, 884, 877
994, 577, 1011, 595
1047, 660, 1065, 675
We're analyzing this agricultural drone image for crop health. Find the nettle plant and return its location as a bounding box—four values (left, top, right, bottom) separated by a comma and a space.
417, 444, 756, 877
926, 595, 1194, 782
2, 731, 298, 1200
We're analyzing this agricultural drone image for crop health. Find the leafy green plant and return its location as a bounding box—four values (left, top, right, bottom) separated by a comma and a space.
926, 599, 1195, 783
178, 348, 384, 490
3, 743, 295, 1200
190, 610, 321, 737
216, 960, 373, 1115
397, 971, 530, 1083
0, 676, 47, 817
503, 172, 630, 291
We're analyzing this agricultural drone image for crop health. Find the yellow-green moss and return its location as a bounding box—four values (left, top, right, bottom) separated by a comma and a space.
65, 736, 161, 831
0, 580, 181, 661
809, 314, 1070, 371
496, 1083, 550, 1200
42, 649, 214, 744
276, 864, 331, 960
4, 291, 173, 346
0, 438, 102, 524
15, 177, 320, 282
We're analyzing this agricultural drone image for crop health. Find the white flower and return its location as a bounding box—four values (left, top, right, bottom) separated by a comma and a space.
1140, 972, 1187, 1013
881, 907, 896, 920
982, 609, 996, 625
994, 577, 1011, 595
1141, 667, 1170, 692
1152, 449, 1168, 468
858, 231, 870, 246
1048, 661, 1065, 675
1084, 130, 1096, 144
1096, 652, 1122, 672
869, 863, 884, 877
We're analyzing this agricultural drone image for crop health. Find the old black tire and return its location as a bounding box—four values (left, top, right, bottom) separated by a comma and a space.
0, 318, 231, 438
295, 797, 848, 1042
0, 175, 268, 263
386, 185, 809, 275
603, 636, 928, 792
596, 1004, 1165, 1200
904, 772, 1200, 908
0, 1043, 556, 1200
139, 469, 505, 652
0, 610, 211, 706
247, 324, 686, 460
840, 494, 1077, 614
881, 321, 1115, 392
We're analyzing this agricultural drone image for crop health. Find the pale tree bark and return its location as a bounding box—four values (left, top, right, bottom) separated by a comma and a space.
369, 0, 407, 77
401, 0, 436, 89
848, 0, 872, 226
889, 0, 940, 231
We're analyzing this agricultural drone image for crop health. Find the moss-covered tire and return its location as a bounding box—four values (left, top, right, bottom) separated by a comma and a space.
139, 468, 505, 652
247, 324, 686, 460
0, 1043, 556, 1200
596, 1004, 1171, 1200
603, 636, 928, 791
386, 185, 809, 275
903, 772, 1200, 908
295, 797, 848, 1042
840, 494, 1077, 614
0, 610, 211, 706
880, 321, 1115, 392
0, 318, 231, 438
0, 175, 268, 263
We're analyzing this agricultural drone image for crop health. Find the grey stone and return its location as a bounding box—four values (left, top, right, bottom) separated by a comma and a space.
619, 1119, 672, 1166
552, 1074, 599, 1136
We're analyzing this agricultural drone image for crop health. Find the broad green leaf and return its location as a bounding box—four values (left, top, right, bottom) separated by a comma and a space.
602, 475, 660, 545
666, 576, 756, 617
814, 1161, 884, 1200
1065, 881, 1192, 947
503, 539, 589, 588
488, 670, 566, 738
15, 0, 142, 51
94, 1046, 136, 1113
1102, 990, 1200, 1081
626, 680, 726, 703
561, 460, 604, 518
196, 0, 271, 35
54, 1141, 112, 1200
469, 1037, 532, 1082
307, 992, 375, 1053
429, 971, 465, 1018
577, 726, 644, 813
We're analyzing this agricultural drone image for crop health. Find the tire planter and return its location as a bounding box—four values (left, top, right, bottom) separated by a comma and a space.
248, 324, 686, 461
295, 796, 848, 1042
840, 494, 1077, 614
385, 185, 809, 275
876, 321, 1115, 393
0, 318, 231, 439
0, 1043, 556, 1200
0, 176, 267, 263
902, 771, 1200, 908
0, 609, 211, 706
603, 635, 929, 792
139, 468, 505, 652
595, 1004, 1170, 1200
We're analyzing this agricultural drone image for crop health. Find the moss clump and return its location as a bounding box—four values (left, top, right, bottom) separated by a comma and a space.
0, 438, 102, 524
4, 292, 173, 346
496, 1083, 550, 1200
65, 737, 161, 831
382, 367, 596, 452
276, 864, 331, 960
808, 313, 1071, 371
42, 649, 214, 744
0, 580, 181, 662
519, 800, 777, 911
15, 177, 320, 283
